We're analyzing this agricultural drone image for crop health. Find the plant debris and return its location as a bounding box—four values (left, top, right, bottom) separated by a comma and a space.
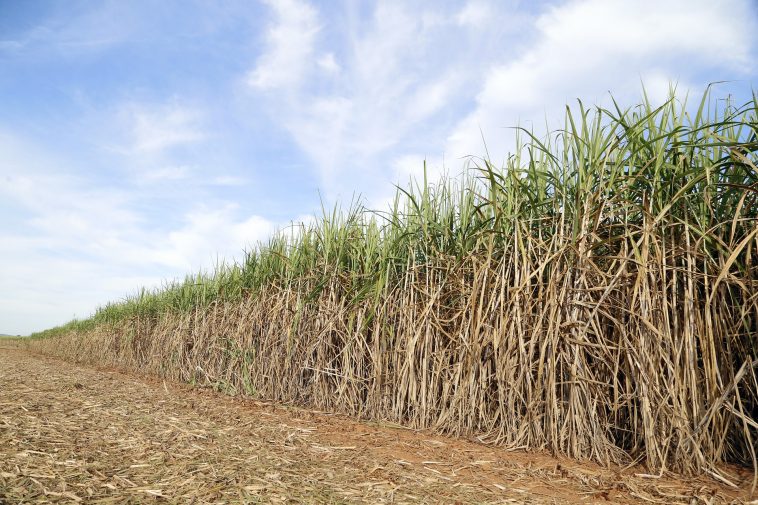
1, 348, 753, 504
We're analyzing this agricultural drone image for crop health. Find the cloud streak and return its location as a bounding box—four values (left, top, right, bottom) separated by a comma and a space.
0, 130, 278, 333
126, 102, 206, 154
245, 0, 532, 203
247, 0, 321, 90
246, 0, 757, 206
447, 0, 758, 163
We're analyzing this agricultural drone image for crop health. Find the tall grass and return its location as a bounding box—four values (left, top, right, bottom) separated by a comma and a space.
29, 87, 758, 483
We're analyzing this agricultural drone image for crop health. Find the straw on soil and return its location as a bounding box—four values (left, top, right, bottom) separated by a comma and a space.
1, 348, 754, 504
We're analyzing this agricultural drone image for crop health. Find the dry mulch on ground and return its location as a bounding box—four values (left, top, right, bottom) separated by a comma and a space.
0, 347, 754, 504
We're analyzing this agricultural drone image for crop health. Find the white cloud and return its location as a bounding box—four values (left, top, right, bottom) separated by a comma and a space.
286, 96, 354, 181
92, 99, 213, 187
407, 78, 460, 123
455, 1, 492, 26
446, 0, 757, 163
167, 205, 277, 271
537, 0, 752, 66
0, 131, 284, 334
247, 0, 321, 90
125, 102, 206, 154
317, 52, 340, 74
141, 165, 191, 182
245, 1, 522, 202
210, 175, 249, 186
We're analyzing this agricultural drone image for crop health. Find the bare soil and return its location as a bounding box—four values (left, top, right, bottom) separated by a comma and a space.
0, 348, 753, 504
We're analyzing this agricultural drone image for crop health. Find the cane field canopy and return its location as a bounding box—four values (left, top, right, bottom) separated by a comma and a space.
26, 89, 758, 484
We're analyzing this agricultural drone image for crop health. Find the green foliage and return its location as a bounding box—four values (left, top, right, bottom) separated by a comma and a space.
34, 86, 757, 341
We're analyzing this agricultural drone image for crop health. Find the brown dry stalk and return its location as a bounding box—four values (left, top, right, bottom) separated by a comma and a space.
26, 233, 758, 484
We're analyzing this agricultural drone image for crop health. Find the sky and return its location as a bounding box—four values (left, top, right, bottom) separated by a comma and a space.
1, 0, 757, 335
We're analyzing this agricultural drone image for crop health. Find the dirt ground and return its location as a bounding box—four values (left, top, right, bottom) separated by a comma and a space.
0, 348, 754, 504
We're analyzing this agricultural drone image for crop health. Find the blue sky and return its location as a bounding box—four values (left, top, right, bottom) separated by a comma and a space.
1, 0, 756, 335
